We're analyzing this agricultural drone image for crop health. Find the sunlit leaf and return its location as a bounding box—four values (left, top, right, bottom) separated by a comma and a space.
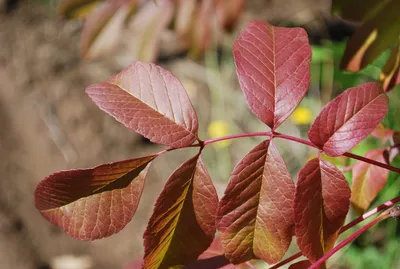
34, 155, 156, 240
233, 20, 312, 129
308, 82, 388, 156
80, 1, 134, 60
379, 44, 400, 91
86, 61, 199, 148
58, 0, 101, 19
217, 140, 295, 264
143, 154, 218, 269
351, 149, 389, 214
294, 158, 350, 266
128, 0, 174, 62
340, 0, 400, 71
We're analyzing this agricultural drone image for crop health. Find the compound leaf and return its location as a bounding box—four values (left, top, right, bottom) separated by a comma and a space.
351, 149, 389, 214
143, 154, 218, 269
217, 140, 295, 264
34, 155, 156, 240
294, 158, 350, 266
308, 82, 388, 156
233, 20, 312, 129
86, 62, 199, 148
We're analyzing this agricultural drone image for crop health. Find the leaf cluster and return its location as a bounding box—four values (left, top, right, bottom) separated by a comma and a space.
58, 0, 245, 61
35, 20, 400, 268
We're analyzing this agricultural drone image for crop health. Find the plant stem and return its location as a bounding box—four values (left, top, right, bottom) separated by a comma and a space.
201, 131, 400, 173
269, 195, 400, 269
273, 132, 400, 174
203, 132, 271, 145
273, 132, 316, 148
309, 213, 390, 269
343, 152, 400, 173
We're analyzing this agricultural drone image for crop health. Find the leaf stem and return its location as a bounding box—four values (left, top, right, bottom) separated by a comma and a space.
203, 132, 271, 145
269, 195, 400, 269
309, 213, 390, 269
201, 131, 400, 173
343, 152, 400, 173
273, 132, 400, 174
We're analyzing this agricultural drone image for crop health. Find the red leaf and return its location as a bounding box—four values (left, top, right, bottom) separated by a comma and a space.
308, 82, 388, 156
34, 155, 156, 240
294, 158, 350, 265
86, 62, 199, 148
217, 140, 295, 264
143, 154, 218, 269
288, 260, 312, 269
370, 123, 395, 143
188, 236, 234, 269
233, 20, 312, 129
351, 149, 389, 214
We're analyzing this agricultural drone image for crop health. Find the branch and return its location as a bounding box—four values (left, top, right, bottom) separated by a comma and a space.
269, 195, 400, 269
273, 132, 400, 174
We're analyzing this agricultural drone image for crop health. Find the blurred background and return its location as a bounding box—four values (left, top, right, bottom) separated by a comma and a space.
0, 0, 399, 268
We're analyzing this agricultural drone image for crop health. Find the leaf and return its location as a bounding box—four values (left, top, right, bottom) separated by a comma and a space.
379, 44, 400, 91
187, 236, 234, 269
294, 158, 350, 266
143, 154, 218, 269
217, 140, 295, 264
215, 0, 246, 29
34, 155, 156, 240
190, 0, 215, 57
370, 123, 395, 143
58, 0, 101, 19
340, 0, 400, 71
86, 61, 199, 148
175, 0, 197, 43
308, 82, 388, 156
128, 0, 174, 62
80, 1, 133, 60
382, 87, 400, 131
233, 20, 312, 129
288, 260, 312, 269
351, 149, 389, 214
332, 0, 386, 23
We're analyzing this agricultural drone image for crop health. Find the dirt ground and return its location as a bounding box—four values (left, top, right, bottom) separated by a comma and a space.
0, 1, 330, 268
